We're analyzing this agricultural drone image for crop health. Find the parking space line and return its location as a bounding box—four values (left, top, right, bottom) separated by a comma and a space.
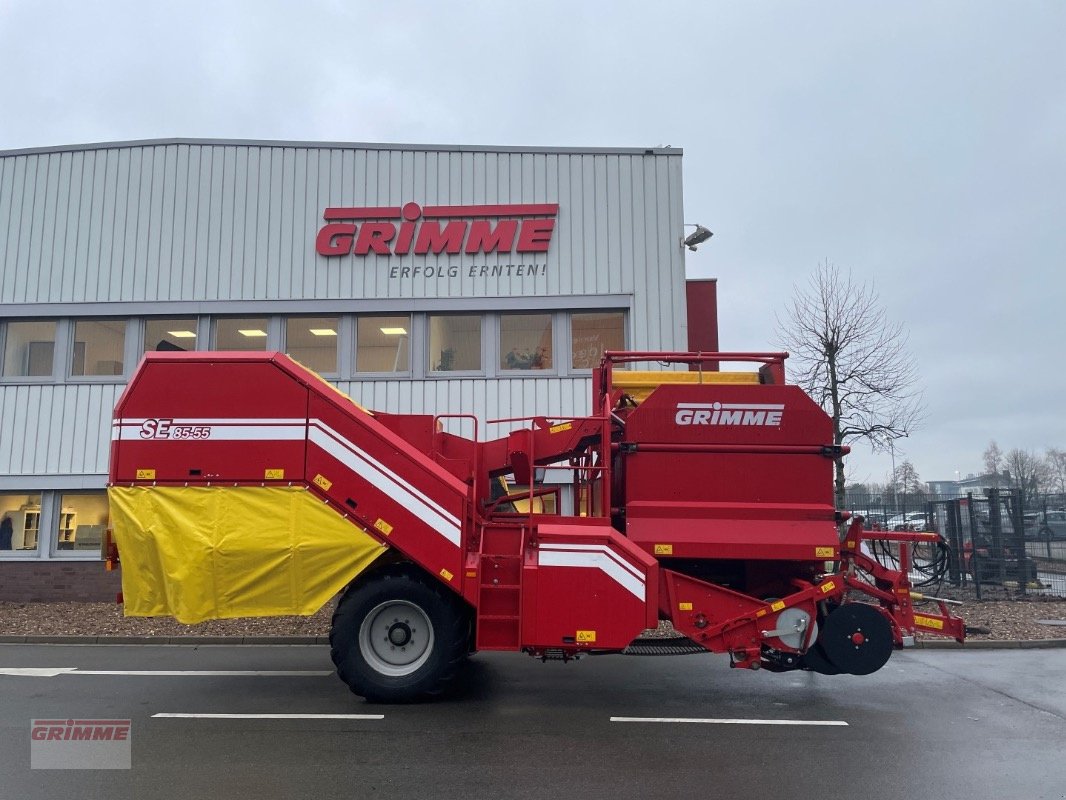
0, 667, 333, 677
610, 717, 848, 726
153, 713, 384, 720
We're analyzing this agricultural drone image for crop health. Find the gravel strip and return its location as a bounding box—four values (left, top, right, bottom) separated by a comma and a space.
1, 598, 1064, 641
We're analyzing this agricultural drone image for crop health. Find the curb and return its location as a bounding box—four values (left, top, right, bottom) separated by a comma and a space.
1, 635, 1065, 649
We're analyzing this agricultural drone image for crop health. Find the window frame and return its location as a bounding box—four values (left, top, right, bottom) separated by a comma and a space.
495, 312, 558, 376
568, 310, 628, 373
425, 313, 486, 378
0, 318, 62, 384
66, 318, 130, 383
283, 315, 343, 377
353, 313, 414, 378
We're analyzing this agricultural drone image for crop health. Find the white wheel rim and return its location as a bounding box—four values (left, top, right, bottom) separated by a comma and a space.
358, 600, 435, 677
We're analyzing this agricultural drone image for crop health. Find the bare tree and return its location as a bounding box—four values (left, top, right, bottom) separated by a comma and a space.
777, 262, 924, 508
1003, 448, 1050, 502
1046, 448, 1066, 496
982, 441, 1004, 487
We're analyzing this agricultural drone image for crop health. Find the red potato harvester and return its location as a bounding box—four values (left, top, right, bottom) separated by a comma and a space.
105, 350, 964, 701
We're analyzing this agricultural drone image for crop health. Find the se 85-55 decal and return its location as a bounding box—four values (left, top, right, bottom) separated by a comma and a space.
139, 419, 211, 440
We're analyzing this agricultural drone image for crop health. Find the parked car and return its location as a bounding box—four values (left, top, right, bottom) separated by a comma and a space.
886, 512, 931, 532
1035, 510, 1066, 540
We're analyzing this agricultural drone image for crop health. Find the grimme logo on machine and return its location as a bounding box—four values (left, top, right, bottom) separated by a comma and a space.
315, 202, 557, 280
675, 402, 785, 427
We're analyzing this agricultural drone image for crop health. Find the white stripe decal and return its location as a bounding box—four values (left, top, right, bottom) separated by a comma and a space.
309, 420, 460, 529
538, 543, 644, 582
115, 425, 306, 441
538, 550, 645, 601
308, 426, 461, 547
153, 713, 384, 720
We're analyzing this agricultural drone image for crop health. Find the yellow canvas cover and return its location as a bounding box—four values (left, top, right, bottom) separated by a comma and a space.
108, 486, 386, 624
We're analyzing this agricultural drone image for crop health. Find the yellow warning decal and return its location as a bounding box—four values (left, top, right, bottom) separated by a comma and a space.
679, 602, 693, 611
549, 422, 573, 434
264, 468, 285, 480
756, 608, 768, 618
440, 568, 454, 582
654, 544, 673, 555
136, 469, 156, 480
373, 518, 393, 536
576, 630, 596, 643
313, 474, 332, 491
815, 546, 835, 558
914, 614, 944, 630
820, 580, 837, 594
845, 540, 857, 549
771, 600, 785, 612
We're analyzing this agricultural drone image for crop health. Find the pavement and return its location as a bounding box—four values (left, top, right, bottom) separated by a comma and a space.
2, 644, 1065, 800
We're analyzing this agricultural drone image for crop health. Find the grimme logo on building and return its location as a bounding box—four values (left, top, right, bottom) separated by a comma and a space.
316, 202, 557, 280
675, 402, 785, 427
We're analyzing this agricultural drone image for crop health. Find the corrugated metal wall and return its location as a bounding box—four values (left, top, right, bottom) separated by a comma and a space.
0, 140, 687, 486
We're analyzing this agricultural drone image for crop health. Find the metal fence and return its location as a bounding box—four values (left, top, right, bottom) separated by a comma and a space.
845, 490, 1066, 599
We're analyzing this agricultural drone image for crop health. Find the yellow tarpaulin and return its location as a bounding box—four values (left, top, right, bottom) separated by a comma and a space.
108, 486, 386, 624
611, 370, 760, 404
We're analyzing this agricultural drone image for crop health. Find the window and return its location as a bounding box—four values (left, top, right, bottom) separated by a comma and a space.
145, 318, 198, 354
500, 313, 553, 371
2, 320, 56, 377
54, 492, 109, 553
356, 315, 411, 373
216, 318, 270, 351
428, 315, 481, 372
0, 493, 43, 552
286, 317, 339, 374
571, 311, 625, 370
71, 320, 126, 376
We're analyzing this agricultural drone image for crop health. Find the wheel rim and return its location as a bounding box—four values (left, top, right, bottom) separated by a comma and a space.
358, 600, 435, 677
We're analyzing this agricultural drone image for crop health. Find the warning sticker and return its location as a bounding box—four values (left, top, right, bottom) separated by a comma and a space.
654, 544, 673, 555
312, 474, 332, 491
136, 469, 156, 480
914, 614, 944, 630
771, 600, 786, 612
374, 518, 393, 536
820, 581, 837, 594
264, 468, 285, 480
815, 546, 835, 558
576, 630, 596, 643
679, 602, 693, 611
549, 423, 573, 434
440, 568, 454, 582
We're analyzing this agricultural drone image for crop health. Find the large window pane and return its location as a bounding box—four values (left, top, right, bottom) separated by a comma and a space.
0, 493, 43, 552
286, 316, 339, 374
216, 318, 270, 351
71, 320, 126, 376
500, 313, 553, 370
145, 318, 199, 354
428, 315, 481, 372
55, 492, 109, 553
571, 311, 625, 370
2, 321, 56, 377
356, 315, 411, 373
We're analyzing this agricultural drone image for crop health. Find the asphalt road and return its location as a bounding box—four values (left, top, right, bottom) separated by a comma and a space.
2, 643, 1065, 800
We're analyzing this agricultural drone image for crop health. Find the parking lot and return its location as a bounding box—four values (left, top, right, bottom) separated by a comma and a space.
2, 643, 1064, 800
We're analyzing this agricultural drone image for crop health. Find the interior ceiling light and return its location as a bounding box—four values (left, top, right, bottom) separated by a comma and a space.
238, 329, 268, 338
380, 327, 408, 335
309, 328, 337, 336
166, 330, 197, 338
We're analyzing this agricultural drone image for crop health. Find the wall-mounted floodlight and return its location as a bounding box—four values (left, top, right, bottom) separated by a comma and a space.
682, 224, 713, 251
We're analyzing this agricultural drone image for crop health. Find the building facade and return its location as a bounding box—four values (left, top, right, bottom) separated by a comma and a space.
0, 138, 712, 599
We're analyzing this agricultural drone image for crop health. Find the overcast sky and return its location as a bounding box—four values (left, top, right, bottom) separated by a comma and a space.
1, 1, 1063, 487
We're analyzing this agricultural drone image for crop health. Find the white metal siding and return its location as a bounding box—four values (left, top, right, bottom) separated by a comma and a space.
0, 140, 687, 485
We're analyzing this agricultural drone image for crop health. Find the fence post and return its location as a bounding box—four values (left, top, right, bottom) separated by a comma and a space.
1010, 488, 1027, 595
967, 492, 981, 600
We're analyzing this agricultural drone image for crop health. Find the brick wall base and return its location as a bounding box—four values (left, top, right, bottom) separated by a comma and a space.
0, 562, 122, 602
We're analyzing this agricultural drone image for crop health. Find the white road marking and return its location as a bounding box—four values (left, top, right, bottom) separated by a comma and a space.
0, 668, 333, 677
0, 667, 78, 677
153, 713, 383, 720
610, 717, 848, 726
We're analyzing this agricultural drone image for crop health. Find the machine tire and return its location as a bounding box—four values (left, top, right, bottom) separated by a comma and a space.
330, 566, 469, 703
819, 603, 894, 676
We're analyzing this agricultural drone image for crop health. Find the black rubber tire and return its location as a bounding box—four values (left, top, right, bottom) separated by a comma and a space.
330, 566, 470, 703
